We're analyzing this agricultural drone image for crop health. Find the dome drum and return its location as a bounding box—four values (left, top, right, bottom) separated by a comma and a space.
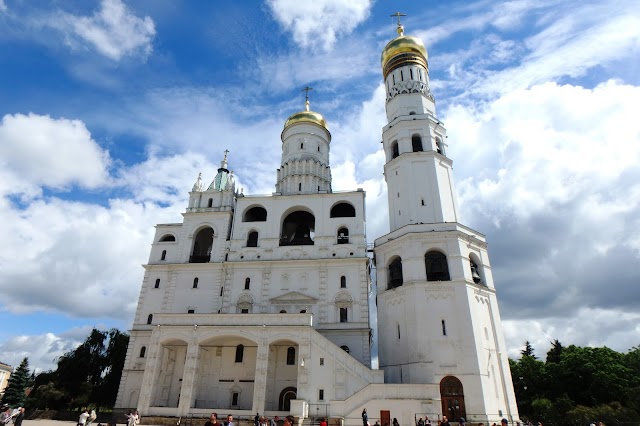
383, 53, 428, 80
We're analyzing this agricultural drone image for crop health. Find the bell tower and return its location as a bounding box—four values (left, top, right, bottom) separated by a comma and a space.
374, 15, 519, 423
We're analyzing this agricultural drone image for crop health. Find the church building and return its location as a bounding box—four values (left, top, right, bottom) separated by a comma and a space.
116, 19, 519, 426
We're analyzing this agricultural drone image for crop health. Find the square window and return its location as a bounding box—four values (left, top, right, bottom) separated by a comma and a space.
319, 389, 324, 401
320, 357, 324, 366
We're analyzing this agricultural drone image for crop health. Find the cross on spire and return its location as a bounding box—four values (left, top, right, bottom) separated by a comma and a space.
391, 12, 406, 36
223, 149, 229, 160
302, 86, 313, 111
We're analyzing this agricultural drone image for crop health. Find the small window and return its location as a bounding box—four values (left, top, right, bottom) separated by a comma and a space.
187, 309, 195, 314
301, 142, 304, 149
235, 344, 244, 363
287, 347, 296, 365
159, 234, 175, 242
421, 198, 425, 206
154, 279, 160, 289
232, 392, 239, 406
317, 146, 320, 152
300, 309, 307, 313
245, 278, 250, 290
391, 141, 399, 159
139, 346, 146, 357
280, 309, 287, 313
147, 314, 153, 325
340, 345, 350, 353
397, 324, 401, 339
340, 307, 348, 323
241, 308, 249, 314
436, 137, 445, 155
320, 357, 324, 366
220, 287, 224, 297
442, 320, 447, 336
388, 257, 403, 289
247, 231, 258, 247
410, 68, 413, 79
400, 70, 404, 81
337, 227, 349, 244
340, 276, 346, 288
319, 389, 324, 401
160, 250, 167, 260
412, 134, 423, 152
208, 198, 213, 208
193, 277, 199, 288
299, 183, 302, 191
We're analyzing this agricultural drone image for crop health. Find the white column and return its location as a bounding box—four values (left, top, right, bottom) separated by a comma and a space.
252, 337, 269, 413
177, 329, 201, 416
138, 326, 163, 415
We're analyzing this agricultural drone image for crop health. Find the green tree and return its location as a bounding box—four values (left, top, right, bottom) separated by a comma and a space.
546, 339, 563, 363
1, 357, 31, 407
521, 341, 536, 359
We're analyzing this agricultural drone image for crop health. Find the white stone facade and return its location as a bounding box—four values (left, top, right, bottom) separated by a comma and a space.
116, 23, 518, 426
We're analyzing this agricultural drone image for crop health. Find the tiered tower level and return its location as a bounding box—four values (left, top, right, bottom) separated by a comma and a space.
374, 20, 519, 421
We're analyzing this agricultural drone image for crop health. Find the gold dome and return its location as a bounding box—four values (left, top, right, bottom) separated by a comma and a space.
282, 100, 330, 137
381, 29, 428, 79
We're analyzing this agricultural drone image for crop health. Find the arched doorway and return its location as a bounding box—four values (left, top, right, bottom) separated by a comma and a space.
279, 387, 297, 411
440, 376, 466, 421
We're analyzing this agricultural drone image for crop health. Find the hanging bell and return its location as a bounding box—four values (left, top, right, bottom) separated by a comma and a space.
471, 266, 482, 284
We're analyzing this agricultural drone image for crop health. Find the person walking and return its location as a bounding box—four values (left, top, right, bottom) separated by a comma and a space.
205, 413, 220, 426
362, 410, 368, 426
13, 408, 25, 426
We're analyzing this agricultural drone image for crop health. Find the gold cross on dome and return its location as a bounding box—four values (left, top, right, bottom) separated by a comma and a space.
302, 86, 313, 102
391, 12, 406, 35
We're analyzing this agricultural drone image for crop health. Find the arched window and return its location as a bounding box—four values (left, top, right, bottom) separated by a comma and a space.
340, 276, 346, 288
330, 203, 356, 218
190, 227, 213, 263
286, 347, 296, 365
300, 309, 307, 313
146, 314, 153, 324
139, 346, 146, 357
247, 231, 258, 247
337, 227, 349, 244
280, 210, 315, 246
160, 250, 166, 260
425, 251, 451, 281
245, 278, 250, 290
412, 134, 423, 152
207, 198, 213, 208
243, 206, 267, 222
280, 310, 287, 313
391, 141, 399, 159
154, 279, 160, 289
340, 345, 350, 353
193, 277, 199, 288
235, 344, 244, 363
388, 257, 403, 289
159, 234, 175, 242
279, 387, 297, 411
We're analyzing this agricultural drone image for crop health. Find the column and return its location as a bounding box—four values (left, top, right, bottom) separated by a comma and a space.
177, 329, 201, 416
252, 338, 269, 413
137, 326, 163, 415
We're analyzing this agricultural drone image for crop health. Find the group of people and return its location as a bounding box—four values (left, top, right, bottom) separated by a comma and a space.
1, 405, 25, 426
204, 412, 296, 426
78, 408, 98, 426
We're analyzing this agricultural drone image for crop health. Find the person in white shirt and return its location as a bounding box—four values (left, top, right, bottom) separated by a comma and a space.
78, 410, 90, 426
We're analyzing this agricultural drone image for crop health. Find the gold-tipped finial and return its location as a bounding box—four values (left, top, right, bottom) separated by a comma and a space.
391, 12, 406, 36
302, 86, 313, 111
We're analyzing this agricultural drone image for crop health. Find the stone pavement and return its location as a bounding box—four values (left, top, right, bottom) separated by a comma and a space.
23, 421, 161, 426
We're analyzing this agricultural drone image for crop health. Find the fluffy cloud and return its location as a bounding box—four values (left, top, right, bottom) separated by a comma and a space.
266, 0, 372, 51
0, 0, 7, 13
0, 113, 111, 197
444, 80, 640, 325
50, 0, 156, 60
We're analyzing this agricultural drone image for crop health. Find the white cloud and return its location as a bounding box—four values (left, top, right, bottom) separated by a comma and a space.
266, 0, 372, 51
0, 113, 111, 197
443, 80, 640, 327
50, 0, 156, 60
0, 0, 7, 13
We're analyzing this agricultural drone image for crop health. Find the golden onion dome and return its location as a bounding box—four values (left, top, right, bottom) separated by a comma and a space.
381, 24, 428, 79
282, 100, 330, 137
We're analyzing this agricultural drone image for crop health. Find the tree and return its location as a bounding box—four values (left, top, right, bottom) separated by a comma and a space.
1, 357, 31, 407
546, 339, 563, 363
521, 341, 537, 359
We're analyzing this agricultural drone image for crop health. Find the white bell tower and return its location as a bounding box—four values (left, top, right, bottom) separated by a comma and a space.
374, 15, 520, 423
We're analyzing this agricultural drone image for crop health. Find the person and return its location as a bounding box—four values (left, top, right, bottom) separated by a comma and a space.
205, 413, 220, 426
127, 411, 139, 426
271, 416, 280, 426
440, 416, 450, 426
87, 409, 98, 426
459, 418, 465, 426
226, 415, 234, 426
320, 418, 327, 426
79, 409, 90, 426
424, 417, 431, 426
418, 418, 425, 426
392, 418, 399, 426
362, 409, 368, 426
501, 419, 509, 426
1, 406, 11, 425
374, 422, 380, 426
255, 414, 261, 426
13, 408, 25, 426
283, 416, 295, 426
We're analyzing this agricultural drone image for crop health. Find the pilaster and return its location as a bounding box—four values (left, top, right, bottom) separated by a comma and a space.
251, 337, 270, 413
177, 329, 200, 415
138, 325, 162, 414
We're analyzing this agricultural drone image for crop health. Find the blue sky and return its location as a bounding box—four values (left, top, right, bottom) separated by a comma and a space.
1, 0, 639, 372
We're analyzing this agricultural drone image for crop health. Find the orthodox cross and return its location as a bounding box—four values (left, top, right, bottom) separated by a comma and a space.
302, 86, 313, 103
223, 149, 229, 160
391, 12, 406, 35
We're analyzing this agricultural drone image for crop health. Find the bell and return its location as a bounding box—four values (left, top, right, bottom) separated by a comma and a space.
471, 267, 482, 284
